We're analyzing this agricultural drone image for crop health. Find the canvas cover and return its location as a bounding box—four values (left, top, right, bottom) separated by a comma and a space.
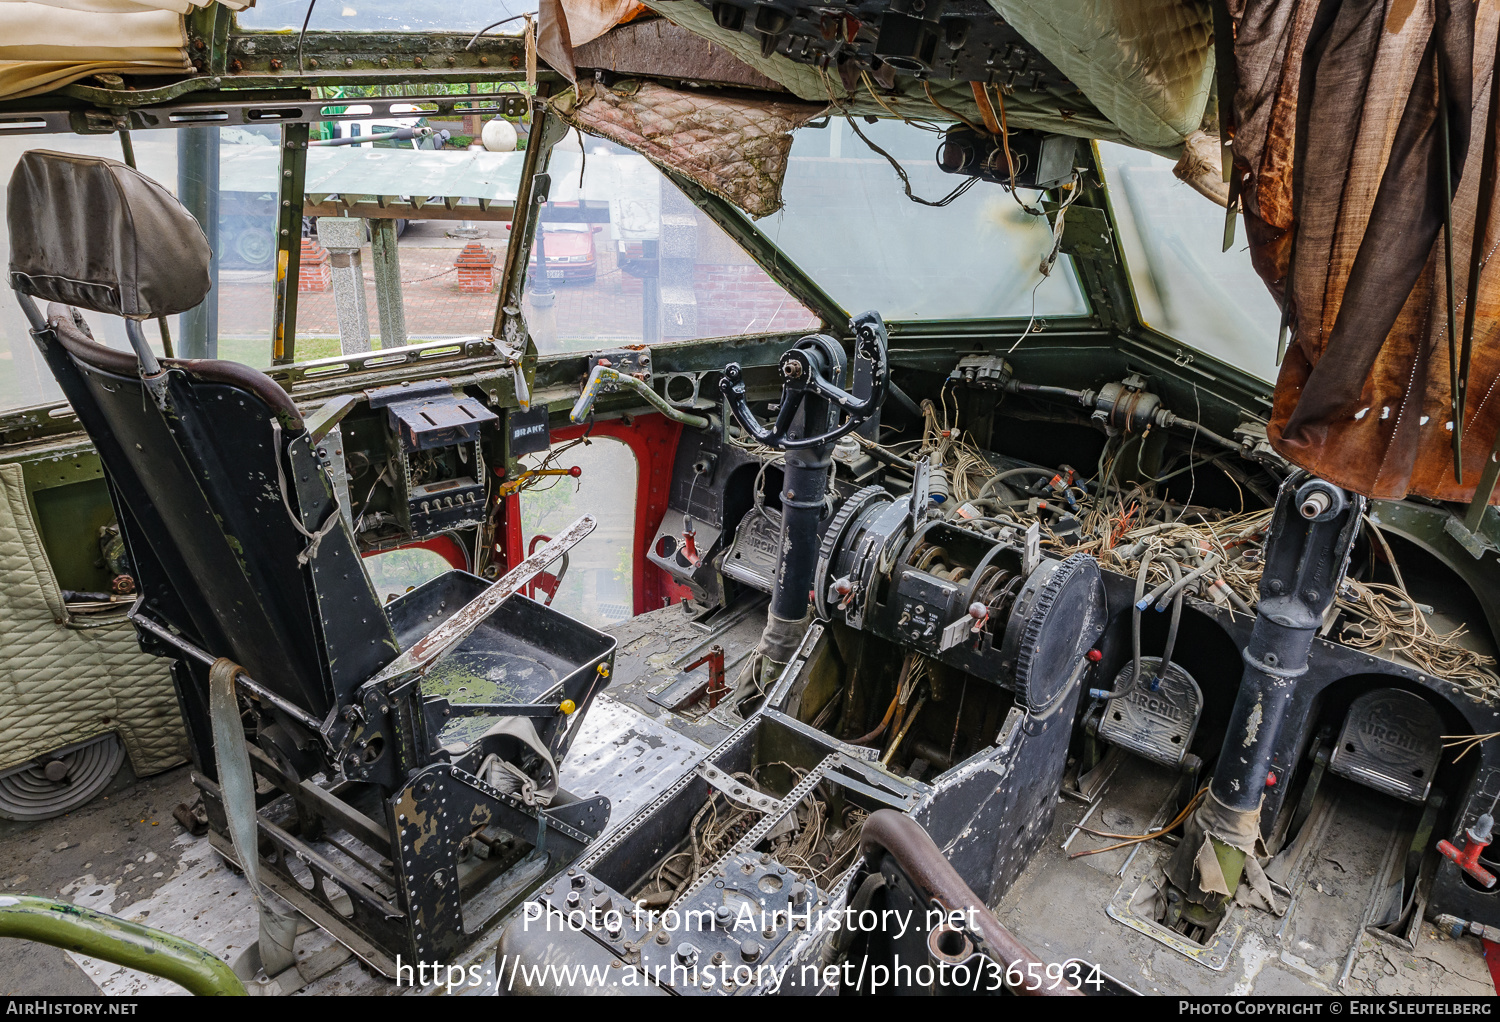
0, 463, 186, 777
985, 0, 1218, 150
552, 79, 823, 217
0, 0, 250, 101
1234, 0, 1500, 502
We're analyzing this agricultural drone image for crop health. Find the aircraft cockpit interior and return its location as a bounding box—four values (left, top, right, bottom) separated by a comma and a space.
0, 0, 1496, 1001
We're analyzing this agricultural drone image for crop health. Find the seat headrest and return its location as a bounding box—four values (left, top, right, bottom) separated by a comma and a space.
7, 150, 211, 319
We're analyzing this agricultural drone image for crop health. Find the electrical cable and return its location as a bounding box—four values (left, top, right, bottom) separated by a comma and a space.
297, 0, 318, 74
466, 13, 532, 49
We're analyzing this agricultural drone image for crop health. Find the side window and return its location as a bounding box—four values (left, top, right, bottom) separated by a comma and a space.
518, 437, 637, 628
362, 546, 458, 604
1097, 141, 1282, 383
521, 137, 820, 354
0, 103, 530, 409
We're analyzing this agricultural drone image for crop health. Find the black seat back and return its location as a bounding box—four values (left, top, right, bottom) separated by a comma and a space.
7, 152, 397, 720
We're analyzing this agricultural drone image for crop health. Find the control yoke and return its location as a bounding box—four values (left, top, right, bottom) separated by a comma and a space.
719, 310, 889, 451
717, 311, 891, 628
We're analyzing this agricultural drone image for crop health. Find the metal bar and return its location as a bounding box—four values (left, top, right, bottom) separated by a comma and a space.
177, 125, 220, 358
140, 93, 529, 130
117, 126, 136, 167
129, 611, 325, 733
1438, 55, 1463, 482
1458, 33, 1500, 490
494, 87, 554, 341
1210, 0, 1239, 252
1463, 439, 1500, 534
435, 701, 560, 718
374, 513, 598, 684
0, 895, 246, 996
198, 776, 405, 923
271, 122, 310, 365
0, 92, 529, 137
245, 744, 391, 855
570, 364, 710, 429
305, 393, 359, 445
123, 320, 162, 376
305, 200, 516, 223
820, 768, 917, 812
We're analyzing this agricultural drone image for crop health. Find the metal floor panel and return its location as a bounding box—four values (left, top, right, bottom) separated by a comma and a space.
559, 693, 714, 842
996, 755, 1496, 996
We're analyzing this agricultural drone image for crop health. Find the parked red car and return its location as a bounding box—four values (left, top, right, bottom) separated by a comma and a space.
525, 223, 601, 284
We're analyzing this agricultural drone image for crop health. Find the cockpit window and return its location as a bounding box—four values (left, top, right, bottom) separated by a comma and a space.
520, 137, 819, 355
1097, 142, 1282, 384
235, 0, 537, 34
757, 118, 1089, 323
0, 108, 532, 412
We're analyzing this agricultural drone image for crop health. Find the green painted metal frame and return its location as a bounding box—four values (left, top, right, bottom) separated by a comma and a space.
494, 87, 556, 347
0, 894, 245, 995
271, 122, 310, 366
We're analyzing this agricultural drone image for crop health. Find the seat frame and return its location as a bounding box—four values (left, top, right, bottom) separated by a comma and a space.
15, 294, 614, 974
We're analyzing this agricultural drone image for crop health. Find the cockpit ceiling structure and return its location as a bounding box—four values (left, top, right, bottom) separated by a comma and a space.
2, 0, 1498, 499
556, 0, 1500, 506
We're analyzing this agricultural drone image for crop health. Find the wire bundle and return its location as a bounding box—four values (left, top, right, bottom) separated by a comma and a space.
644, 762, 866, 905
1336, 580, 1500, 701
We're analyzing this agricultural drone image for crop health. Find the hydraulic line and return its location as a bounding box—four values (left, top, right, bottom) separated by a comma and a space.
978, 466, 1056, 498
851, 656, 913, 745
881, 694, 927, 766
1158, 553, 1222, 605
1153, 560, 1184, 691
1006, 381, 1088, 402
1089, 550, 1155, 700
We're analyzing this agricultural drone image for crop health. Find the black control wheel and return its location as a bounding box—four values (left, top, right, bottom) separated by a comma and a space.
1000, 553, 1106, 713
719, 310, 890, 451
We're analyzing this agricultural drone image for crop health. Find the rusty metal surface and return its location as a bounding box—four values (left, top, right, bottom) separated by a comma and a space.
571, 18, 788, 91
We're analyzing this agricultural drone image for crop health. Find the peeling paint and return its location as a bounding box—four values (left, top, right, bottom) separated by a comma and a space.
1243, 698, 1262, 746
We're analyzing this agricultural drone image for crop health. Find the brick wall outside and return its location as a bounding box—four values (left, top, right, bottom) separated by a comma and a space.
693, 263, 819, 337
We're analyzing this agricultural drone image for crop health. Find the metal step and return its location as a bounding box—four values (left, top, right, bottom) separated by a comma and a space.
1097, 658, 1201, 767
1328, 688, 1442, 803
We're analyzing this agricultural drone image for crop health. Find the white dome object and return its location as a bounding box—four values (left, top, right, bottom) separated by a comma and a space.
481, 118, 518, 153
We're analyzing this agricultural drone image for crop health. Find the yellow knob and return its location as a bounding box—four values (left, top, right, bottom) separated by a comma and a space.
597, 664, 611, 677
559, 699, 577, 715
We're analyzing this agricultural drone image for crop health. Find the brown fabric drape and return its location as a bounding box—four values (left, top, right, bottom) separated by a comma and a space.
1235, 0, 1500, 502
551, 80, 824, 217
